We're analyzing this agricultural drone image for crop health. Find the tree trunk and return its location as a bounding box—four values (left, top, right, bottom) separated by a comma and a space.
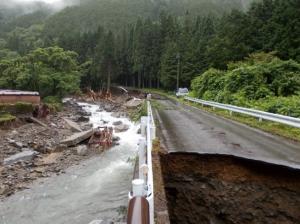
138, 70, 141, 89
107, 61, 111, 92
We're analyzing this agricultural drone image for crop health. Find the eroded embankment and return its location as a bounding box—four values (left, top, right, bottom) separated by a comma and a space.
160, 153, 300, 224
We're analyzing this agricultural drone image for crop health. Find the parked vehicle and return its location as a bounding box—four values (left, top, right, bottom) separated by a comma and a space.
176, 88, 189, 97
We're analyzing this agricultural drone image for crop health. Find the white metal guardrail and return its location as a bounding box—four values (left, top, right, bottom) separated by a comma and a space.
185, 96, 300, 128
128, 94, 155, 224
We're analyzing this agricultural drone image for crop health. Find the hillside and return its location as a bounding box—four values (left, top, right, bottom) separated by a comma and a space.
43, 0, 255, 37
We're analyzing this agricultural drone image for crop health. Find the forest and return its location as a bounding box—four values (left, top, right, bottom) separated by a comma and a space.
0, 0, 299, 116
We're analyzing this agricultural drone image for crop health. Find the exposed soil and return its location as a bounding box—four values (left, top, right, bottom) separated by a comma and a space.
160, 153, 300, 224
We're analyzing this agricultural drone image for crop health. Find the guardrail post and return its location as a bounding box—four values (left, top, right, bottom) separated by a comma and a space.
259, 117, 263, 122
141, 116, 147, 137
132, 179, 145, 197
230, 110, 233, 116
150, 125, 156, 140
138, 139, 146, 178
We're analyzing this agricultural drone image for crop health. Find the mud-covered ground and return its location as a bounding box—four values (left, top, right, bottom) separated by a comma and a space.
160, 153, 300, 224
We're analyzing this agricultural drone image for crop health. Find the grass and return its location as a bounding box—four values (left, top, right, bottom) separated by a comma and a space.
143, 88, 300, 142
0, 102, 34, 114
128, 101, 147, 122
0, 113, 16, 124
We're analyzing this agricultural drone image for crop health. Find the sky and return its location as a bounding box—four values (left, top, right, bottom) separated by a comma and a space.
14, 0, 62, 3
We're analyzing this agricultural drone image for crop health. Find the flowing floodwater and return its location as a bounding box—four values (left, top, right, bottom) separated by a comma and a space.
0, 102, 140, 224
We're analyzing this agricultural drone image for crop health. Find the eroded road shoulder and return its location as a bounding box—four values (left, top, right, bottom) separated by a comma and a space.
160, 153, 300, 224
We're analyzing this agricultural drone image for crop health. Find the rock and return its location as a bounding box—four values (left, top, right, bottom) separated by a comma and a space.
54, 144, 68, 152
104, 104, 114, 112
124, 98, 143, 108
113, 136, 121, 142
113, 120, 122, 126
81, 123, 93, 130
63, 118, 82, 132
111, 112, 121, 118
78, 110, 91, 117
111, 112, 127, 118
76, 116, 89, 122
114, 124, 129, 133
100, 119, 109, 124
11, 130, 18, 135
14, 142, 23, 148
76, 145, 88, 156
4, 150, 38, 166
60, 129, 94, 147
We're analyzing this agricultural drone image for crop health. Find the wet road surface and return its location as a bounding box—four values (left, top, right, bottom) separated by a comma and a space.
155, 99, 300, 169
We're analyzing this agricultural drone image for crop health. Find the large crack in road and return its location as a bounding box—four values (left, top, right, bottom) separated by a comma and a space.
154, 98, 300, 223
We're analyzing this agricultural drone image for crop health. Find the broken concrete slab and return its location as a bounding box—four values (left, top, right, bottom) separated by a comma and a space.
60, 129, 94, 147
63, 118, 82, 132
4, 150, 38, 166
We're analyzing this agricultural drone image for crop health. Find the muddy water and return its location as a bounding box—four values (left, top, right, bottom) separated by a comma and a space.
0, 102, 140, 224
160, 153, 300, 224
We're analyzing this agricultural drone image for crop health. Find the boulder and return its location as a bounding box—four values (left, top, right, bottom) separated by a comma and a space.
113, 136, 121, 142
76, 145, 88, 156
113, 120, 122, 126
4, 150, 38, 166
104, 104, 114, 112
124, 98, 143, 108
114, 124, 129, 133
111, 112, 127, 118
76, 116, 89, 122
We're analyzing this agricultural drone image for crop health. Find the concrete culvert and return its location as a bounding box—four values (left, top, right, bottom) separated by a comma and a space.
160, 153, 300, 224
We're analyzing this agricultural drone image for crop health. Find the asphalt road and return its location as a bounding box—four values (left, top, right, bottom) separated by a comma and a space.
155, 99, 300, 169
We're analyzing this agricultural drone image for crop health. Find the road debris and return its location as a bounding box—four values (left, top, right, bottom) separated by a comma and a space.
60, 129, 94, 147
3, 150, 38, 166
63, 118, 82, 132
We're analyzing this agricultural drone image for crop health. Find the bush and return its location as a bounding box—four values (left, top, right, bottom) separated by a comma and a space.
43, 96, 62, 112
191, 53, 300, 117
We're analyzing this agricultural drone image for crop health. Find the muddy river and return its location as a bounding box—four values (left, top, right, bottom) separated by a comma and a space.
0, 102, 140, 224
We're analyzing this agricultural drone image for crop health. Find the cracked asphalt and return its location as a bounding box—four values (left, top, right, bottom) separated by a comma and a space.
155, 99, 300, 169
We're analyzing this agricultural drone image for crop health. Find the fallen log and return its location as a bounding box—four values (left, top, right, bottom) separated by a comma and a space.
60, 129, 94, 147
29, 116, 48, 127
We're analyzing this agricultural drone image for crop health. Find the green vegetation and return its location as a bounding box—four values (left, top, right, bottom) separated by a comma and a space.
43, 96, 63, 112
0, 112, 16, 124
128, 101, 147, 122
0, 0, 299, 140
144, 88, 300, 141
191, 53, 300, 117
0, 46, 81, 98
187, 101, 300, 141
0, 102, 33, 115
